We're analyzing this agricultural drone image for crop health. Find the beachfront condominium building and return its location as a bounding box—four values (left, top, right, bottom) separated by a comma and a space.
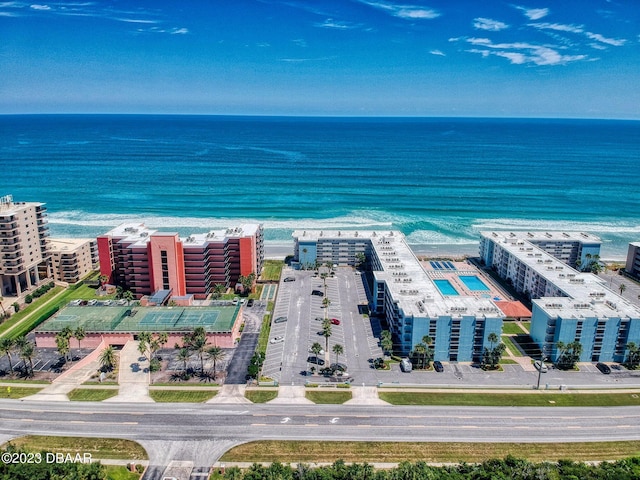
625, 242, 640, 280
292, 230, 504, 361
0, 195, 51, 297
48, 238, 99, 284
480, 231, 640, 363
98, 223, 263, 300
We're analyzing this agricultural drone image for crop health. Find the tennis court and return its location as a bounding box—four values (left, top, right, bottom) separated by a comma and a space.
38, 305, 238, 334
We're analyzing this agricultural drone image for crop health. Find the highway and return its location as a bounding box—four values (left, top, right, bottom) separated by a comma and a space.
3, 400, 640, 476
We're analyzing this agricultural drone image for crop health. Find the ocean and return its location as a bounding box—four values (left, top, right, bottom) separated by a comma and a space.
1, 115, 639, 259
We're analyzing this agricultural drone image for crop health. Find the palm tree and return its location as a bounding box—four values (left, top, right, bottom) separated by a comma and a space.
137, 331, 152, 361
184, 327, 209, 374
488, 332, 499, 351
55, 332, 70, 362
0, 338, 15, 373
123, 290, 135, 304
310, 342, 323, 357
99, 346, 116, 372
619, 283, 627, 295
626, 342, 640, 369
332, 344, 344, 366
413, 343, 427, 369
19, 340, 36, 377
422, 335, 434, 368
177, 348, 191, 373
380, 330, 393, 356
321, 319, 332, 353
74, 326, 86, 357
212, 284, 226, 300
206, 346, 225, 379
0, 295, 6, 318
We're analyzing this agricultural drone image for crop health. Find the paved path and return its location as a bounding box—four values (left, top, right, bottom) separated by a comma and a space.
25, 341, 106, 402
344, 386, 390, 405
105, 341, 153, 403
207, 384, 252, 404
267, 385, 313, 404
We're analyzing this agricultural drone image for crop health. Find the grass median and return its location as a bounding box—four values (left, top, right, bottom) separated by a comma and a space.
245, 389, 278, 403
378, 391, 640, 407
2, 435, 148, 460
0, 386, 43, 399
305, 390, 352, 404
68, 388, 119, 402
220, 440, 640, 464
149, 389, 217, 403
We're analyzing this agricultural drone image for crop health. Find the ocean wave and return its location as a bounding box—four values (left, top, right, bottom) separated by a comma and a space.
405, 230, 477, 246
472, 218, 640, 235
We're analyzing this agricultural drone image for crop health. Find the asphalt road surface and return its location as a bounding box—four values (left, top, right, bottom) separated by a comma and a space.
2, 400, 640, 476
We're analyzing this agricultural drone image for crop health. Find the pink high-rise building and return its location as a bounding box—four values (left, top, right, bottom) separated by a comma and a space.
98, 223, 263, 299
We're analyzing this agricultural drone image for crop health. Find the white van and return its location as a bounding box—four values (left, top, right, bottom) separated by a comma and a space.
400, 358, 413, 372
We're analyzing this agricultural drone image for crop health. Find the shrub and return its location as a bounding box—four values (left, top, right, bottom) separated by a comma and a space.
149, 358, 161, 372
12, 302, 19, 313
25, 294, 33, 304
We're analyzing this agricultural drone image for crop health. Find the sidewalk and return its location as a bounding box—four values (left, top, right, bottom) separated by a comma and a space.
207, 384, 252, 404
344, 386, 389, 405
25, 341, 106, 402
267, 385, 314, 404
104, 341, 153, 403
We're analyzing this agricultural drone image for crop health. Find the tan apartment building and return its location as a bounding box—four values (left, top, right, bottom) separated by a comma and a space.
0, 195, 51, 297
48, 238, 99, 284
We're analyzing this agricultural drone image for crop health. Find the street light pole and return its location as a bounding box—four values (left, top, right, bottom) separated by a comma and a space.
536, 347, 548, 390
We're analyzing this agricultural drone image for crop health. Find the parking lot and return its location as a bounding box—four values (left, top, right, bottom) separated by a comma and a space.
261, 266, 640, 388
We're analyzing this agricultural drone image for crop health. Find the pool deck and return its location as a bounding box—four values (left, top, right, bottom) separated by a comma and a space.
420, 259, 511, 301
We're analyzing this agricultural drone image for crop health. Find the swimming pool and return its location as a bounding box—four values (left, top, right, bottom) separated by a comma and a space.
433, 279, 459, 296
458, 275, 490, 291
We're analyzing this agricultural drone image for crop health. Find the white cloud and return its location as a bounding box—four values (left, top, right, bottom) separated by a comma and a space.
170, 27, 188, 35
292, 39, 307, 47
429, 49, 445, 56
516, 6, 549, 20
0, 10, 18, 15
528, 22, 583, 34
116, 18, 157, 24
589, 43, 607, 50
585, 31, 625, 46
30, 4, 50, 10
357, 1, 440, 20
473, 17, 509, 31
315, 18, 357, 29
465, 37, 587, 65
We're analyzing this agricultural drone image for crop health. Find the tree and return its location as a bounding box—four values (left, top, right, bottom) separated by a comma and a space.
310, 342, 323, 357
183, 327, 208, 374
488, 332, 499, 350
177, 347, 191, 373
0, 295, 6, 318
322, 297, 331, 312
206, 346, 225, 379
332, 343, 344, 366
481, 332, 505, 370
412, 343, 427, 369
19, 340, 36, 377
98, 274, 109, 288
212, 283, 226, 299
55, 332, 70, 362
422, 335, 434, 369
355, 252, 366, 270
619, 283, 627, 295
99, 346, 116, 372
123, 290, 135, 304
137, 331, 152, 361
381, 330, 393, 356
74, 326, 86, 356
626, 342, 640, 369
0, 338, 15, 373
555, 340, 582, 370
321, 319, 332, 353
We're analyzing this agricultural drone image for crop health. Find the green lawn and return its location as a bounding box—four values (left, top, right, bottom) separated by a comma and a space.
305, 390, 352, 404
0, 286, 63, 337
3, 435, 148, 460
220, 440, 640, 464
521, 321, 531, 333
105, 465, 142, 480
378, 391, 640, 407
149, 389, 217, 403
261, 260, 284, 281
245, 389, 278, 403
502, 335, 523, 357
502, 322, 526, 335
68, 388, 119, 402
0, 386, 43, 399
500, 358, 518, 364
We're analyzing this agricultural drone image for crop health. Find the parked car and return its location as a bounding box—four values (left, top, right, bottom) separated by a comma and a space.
307, 356, 325, 366
595, 362, 611, 374
309, 347, 325, 355
330, 318, 340, 325
433, 360, 444, 372
87, 299, 97, 306
283, 277, 295, 282
247, 299, 254, 307
270, 336, 284, 344
311, 290, 324, 296
534, 360, 548, 373
232, 297, 239, 305
331, 362, 348, 372
273, 316, 287, 323
400, 358, 413, 372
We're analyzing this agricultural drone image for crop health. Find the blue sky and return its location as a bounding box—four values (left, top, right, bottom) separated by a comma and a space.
1, 0, 638, 117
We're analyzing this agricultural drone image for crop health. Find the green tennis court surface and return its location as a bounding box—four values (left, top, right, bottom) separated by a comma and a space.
37, 305, 237, 333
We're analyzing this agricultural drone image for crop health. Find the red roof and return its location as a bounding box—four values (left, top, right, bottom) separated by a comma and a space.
494, 300, 532, 319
